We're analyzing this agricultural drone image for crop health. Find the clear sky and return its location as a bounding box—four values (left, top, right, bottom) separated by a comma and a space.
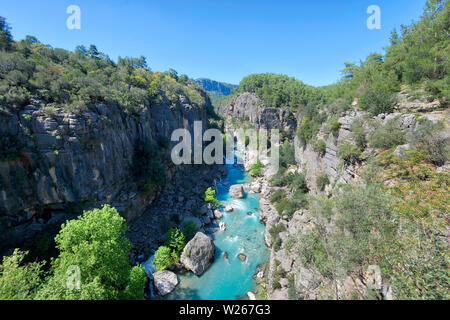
1, 0, 426, 86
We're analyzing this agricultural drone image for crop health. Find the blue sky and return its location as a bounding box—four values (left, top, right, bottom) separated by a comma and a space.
1, 0, 425, 86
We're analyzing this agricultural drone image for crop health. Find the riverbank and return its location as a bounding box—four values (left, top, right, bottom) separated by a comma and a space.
138, 148, 270, 300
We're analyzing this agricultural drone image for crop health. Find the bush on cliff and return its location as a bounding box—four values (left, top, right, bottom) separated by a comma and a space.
0, 17, 206, 113
249, 159, 263, 177
337, 142, 361, 164
368, 118, 405, 149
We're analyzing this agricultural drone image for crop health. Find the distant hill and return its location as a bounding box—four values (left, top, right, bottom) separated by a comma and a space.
195, 78, 238, 104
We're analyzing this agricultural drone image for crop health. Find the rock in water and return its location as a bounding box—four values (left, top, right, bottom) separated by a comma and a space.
247, 291, 256, 300
214, 210, 223, 219
224, 206, 234, 212
223, 252, 229, 261
238, 253, 247, 261
219, 221, 226, 232
229, 184, 245, 198
180, 232, 215, 276
153, 270, 178, 296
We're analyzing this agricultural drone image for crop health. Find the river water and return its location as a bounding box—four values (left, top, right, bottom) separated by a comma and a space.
143, 151, 269, 300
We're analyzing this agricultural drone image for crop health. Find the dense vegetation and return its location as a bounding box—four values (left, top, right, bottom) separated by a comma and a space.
245, 0, 449, 300
0, 18, 207, 115
0, 205, 146, 300
287, 147, 449, 299
236, 1, 448, 148
238, 73, 316, 110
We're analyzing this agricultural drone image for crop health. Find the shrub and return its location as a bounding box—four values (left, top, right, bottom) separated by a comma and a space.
153, 246, 172, 271
421, 133, 450, 166
295, 229, 334, 278
338, 142, 361, 164
359, 87, 396, 116
249, 159, 263, 177
269, 189, 286, 204
275, 198, 289, 215
283, 200, 297, 219
351, 119, 367, 150
330, 119, 341, 137
369, 118, 405, 149
407, 119, 449, 166
313, 139, 327, 156
316, 173, 330, 191
269, 224, 287, 239
297, 116, 321, 145
164, 228, 186, 262
0, 249, 44, 300
279, 141, 296, 167
284, 172, 309, 193
269, 166, 287, 187
204, 187, 220, 208
181, 220, 197, 241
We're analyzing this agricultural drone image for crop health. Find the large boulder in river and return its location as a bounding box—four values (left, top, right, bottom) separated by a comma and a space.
180, 232, 215, 276
153, 270, 178, 296
229, 184, 245, 198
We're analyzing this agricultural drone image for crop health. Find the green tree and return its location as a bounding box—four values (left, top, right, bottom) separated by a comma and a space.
0, 17, 13, 51
153, 246, 172, 271
36, 205, 146, 300
204, 187, 220, 208
0, 249, 44, 300
164, 228, 186, 261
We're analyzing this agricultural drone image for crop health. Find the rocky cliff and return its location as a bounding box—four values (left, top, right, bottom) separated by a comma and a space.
195, 78, 238, 104
225, 90, 448, 300
216, 92, 297, 134
0, 92, 210, 254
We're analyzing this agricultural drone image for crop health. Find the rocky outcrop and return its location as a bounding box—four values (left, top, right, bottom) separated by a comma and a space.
153, 270, 179, 296
180, 232, 215, 276
216, 92, 297, 134
0, 93, 209, 254
229, 184, 245, 198
128, 166, 226, 253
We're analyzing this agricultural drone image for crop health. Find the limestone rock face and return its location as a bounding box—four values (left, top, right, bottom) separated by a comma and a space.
216, 92, 297, 134
153, 270, 179, 296
229, 184, 245, 198
0, 93, 209, 253
250, 182, 262, 193
180, 232, 215, 276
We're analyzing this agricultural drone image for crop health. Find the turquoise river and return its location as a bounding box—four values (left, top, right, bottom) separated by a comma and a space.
143, 151, 269, 300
